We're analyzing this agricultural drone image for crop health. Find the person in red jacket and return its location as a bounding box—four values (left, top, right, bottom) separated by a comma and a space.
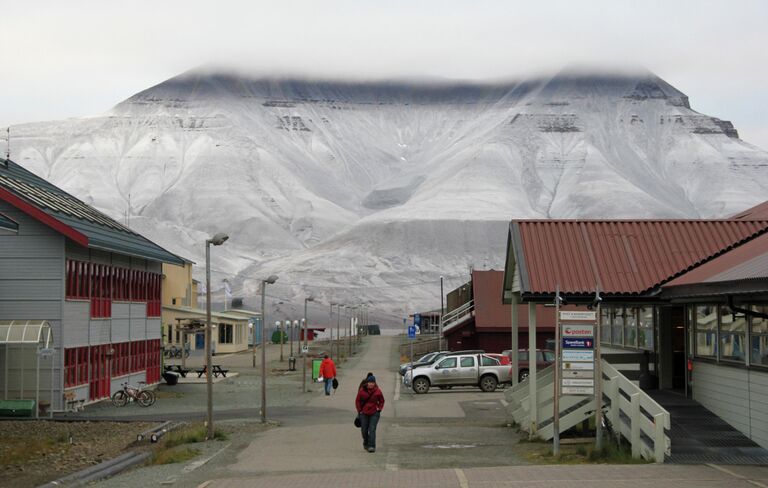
319, 354, 336, 396
355, 373, 385, 453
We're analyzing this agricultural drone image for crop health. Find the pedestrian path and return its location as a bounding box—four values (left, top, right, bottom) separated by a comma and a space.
227, 337, 397, 474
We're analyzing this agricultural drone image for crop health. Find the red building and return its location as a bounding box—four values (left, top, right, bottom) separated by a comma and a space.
442, 270, 555, 352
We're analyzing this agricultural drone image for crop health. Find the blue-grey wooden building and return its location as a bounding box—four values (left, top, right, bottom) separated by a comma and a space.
0, 158, 184, 410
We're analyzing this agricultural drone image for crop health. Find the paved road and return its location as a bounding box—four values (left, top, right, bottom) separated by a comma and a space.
92, 337, 768, 487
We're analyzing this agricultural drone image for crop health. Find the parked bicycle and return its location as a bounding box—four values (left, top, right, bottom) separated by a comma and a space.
111, 381, 156, 407
163, 344, 190, 359
586, 405, 617, 445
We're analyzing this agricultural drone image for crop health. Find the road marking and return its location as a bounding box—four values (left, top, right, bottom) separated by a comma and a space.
393, 372, 400, 401
454, 468, 469, 488
707, 464, 768, 488
183, 443, 230, 473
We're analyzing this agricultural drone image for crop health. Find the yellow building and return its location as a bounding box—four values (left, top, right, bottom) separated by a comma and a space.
161, 263, 249, 354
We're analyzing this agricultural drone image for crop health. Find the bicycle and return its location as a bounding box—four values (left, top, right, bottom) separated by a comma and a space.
585, 405, 617, 445
164, 345, 190, 359
111, 381, 156, 407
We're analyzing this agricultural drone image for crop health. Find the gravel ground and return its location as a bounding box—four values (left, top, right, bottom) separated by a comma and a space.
0, 420, 157, 488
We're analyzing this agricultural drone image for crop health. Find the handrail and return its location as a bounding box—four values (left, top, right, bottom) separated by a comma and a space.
442, 300, 475, 332
505, 360, 671, 463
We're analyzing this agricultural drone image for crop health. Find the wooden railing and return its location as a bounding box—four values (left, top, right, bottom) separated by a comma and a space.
441, 299, 474, 333
505, 360, 671, 463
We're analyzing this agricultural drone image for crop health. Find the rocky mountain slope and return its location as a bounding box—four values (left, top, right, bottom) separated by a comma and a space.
6, 68, 768, 324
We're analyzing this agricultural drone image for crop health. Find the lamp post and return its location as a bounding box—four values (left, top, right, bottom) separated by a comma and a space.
440, 276, 445, 351
329, 303, 336, 360
303, 296, 314, 392
336, 304, 343, 361
348, 305, 357, 358
205, 232, 228, 440
260, 274, 278, 424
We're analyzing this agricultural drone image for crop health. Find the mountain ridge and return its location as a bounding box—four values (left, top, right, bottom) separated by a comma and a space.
4, 67, 767, 324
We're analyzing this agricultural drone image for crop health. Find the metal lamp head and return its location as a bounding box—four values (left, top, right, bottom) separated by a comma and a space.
264, 275, 278, 285
208, 232, 229, 246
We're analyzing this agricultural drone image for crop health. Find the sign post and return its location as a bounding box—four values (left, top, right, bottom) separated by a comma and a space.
407, 320, 416, 370
555, 306, 598, 454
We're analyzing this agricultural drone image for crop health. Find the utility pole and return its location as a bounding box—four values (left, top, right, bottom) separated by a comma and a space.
336, 305, 343, 361
329, 303, 336, 360
303, 296, 314, 392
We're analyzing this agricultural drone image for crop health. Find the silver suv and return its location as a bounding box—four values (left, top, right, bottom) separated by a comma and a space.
403, 353, 511, 394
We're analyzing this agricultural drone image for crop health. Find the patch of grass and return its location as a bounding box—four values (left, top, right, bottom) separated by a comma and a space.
524, 438, 651, 464
164, 424, 228, 448
152, 447, 200, 465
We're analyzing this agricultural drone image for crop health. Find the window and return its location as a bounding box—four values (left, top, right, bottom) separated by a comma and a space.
64, 347, 89, 388
600, 307, 611, 344
720, 306, 747, 363
437, 357, 456, 368
695, 305, 717, 358
167, 325, 173, 344
460, 357, 475, 368
517, 351, 529, 361
752, 305, 768, 367
624, 308, 637, 348
218, 324, 233, 344
611, 307, 624, 346
542, 350, 555, 362
638, 306, 654, 350
481, 355, 499, 366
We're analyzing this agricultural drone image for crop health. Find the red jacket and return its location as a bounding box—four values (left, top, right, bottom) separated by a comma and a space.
355, 385, 385, 415
319, 358, 336, 379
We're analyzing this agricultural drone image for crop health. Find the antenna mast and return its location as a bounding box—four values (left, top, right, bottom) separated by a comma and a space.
4, 127, 9, 161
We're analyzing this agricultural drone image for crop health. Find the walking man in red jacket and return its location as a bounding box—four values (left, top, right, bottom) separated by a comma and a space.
319, 354, 336, 396
355, 373, 385, 452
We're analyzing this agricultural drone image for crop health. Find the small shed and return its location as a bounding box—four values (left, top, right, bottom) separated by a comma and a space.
0, 320, 54, 417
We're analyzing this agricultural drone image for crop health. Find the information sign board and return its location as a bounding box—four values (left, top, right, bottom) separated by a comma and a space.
562, 325, 594, 337
562, 337, 594, 349
407, 325, 416, 339
562, 386, 594, 395
559, 311, 597, 321
562, 378, 595, 387
562, 350, 594, 362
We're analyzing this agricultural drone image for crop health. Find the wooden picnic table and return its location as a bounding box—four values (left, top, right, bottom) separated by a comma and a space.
164, 365, 191, 377
195, 365, 229, 378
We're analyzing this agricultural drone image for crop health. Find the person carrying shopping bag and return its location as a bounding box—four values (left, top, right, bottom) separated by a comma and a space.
355, 373, 385, 453
319, 354, 336, 396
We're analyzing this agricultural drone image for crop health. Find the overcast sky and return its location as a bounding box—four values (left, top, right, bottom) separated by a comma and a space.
2, 0, 768, 149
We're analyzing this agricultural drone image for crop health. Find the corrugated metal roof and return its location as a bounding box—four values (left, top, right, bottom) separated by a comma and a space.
0, 159, 185, 265
511, 219, 768, 296
665, 233, 768, 286
731, 200, 768, 220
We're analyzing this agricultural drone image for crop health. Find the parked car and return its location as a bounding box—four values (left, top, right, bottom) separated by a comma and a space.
399, 351, 446, 376
400, 349, 486, 376
403, 353, 511, 394
500, 349, 556, 382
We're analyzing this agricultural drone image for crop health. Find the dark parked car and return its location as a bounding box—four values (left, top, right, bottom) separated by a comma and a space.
500, 349, 556, 382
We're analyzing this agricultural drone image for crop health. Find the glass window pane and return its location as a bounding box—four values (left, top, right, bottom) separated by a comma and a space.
518, 351, 529, 361
696, 305, 718, 331
624, 308, 637, 348
638, 306, 654, 350
460, 357, 475, 368
695, 332, 717, 358
720, 333, 746, 362
612, 308, 624, 346
542, 350, 555, 362
600, 308, 611, 343
439, 357, 456, 368
720, 306, 747, 333
752, 305, 768, 334
752, 335, 768, 366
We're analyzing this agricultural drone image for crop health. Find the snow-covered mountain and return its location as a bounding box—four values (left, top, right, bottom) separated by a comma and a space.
5, 67, 768, 324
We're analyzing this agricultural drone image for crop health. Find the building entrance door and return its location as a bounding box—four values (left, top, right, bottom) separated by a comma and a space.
195, 332, 205, 350
657, 306, 687, 392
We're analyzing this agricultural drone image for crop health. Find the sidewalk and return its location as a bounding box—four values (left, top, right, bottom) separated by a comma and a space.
203, 464, 768, 488
227, 336, 395, 474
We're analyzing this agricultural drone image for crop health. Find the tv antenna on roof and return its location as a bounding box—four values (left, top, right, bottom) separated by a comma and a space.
3, 127, 9, 162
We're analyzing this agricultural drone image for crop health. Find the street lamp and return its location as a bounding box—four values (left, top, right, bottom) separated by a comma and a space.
329, 302, 336, 360
336, 304, 344, 361
205, 232, 228, 440
260, 274, 278, 424
303, 296, 314, 392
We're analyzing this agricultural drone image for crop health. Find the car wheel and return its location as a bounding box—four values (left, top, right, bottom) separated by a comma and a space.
412, 377, 430, 394
480, 375, 498, 392
519, 370, 529, 382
